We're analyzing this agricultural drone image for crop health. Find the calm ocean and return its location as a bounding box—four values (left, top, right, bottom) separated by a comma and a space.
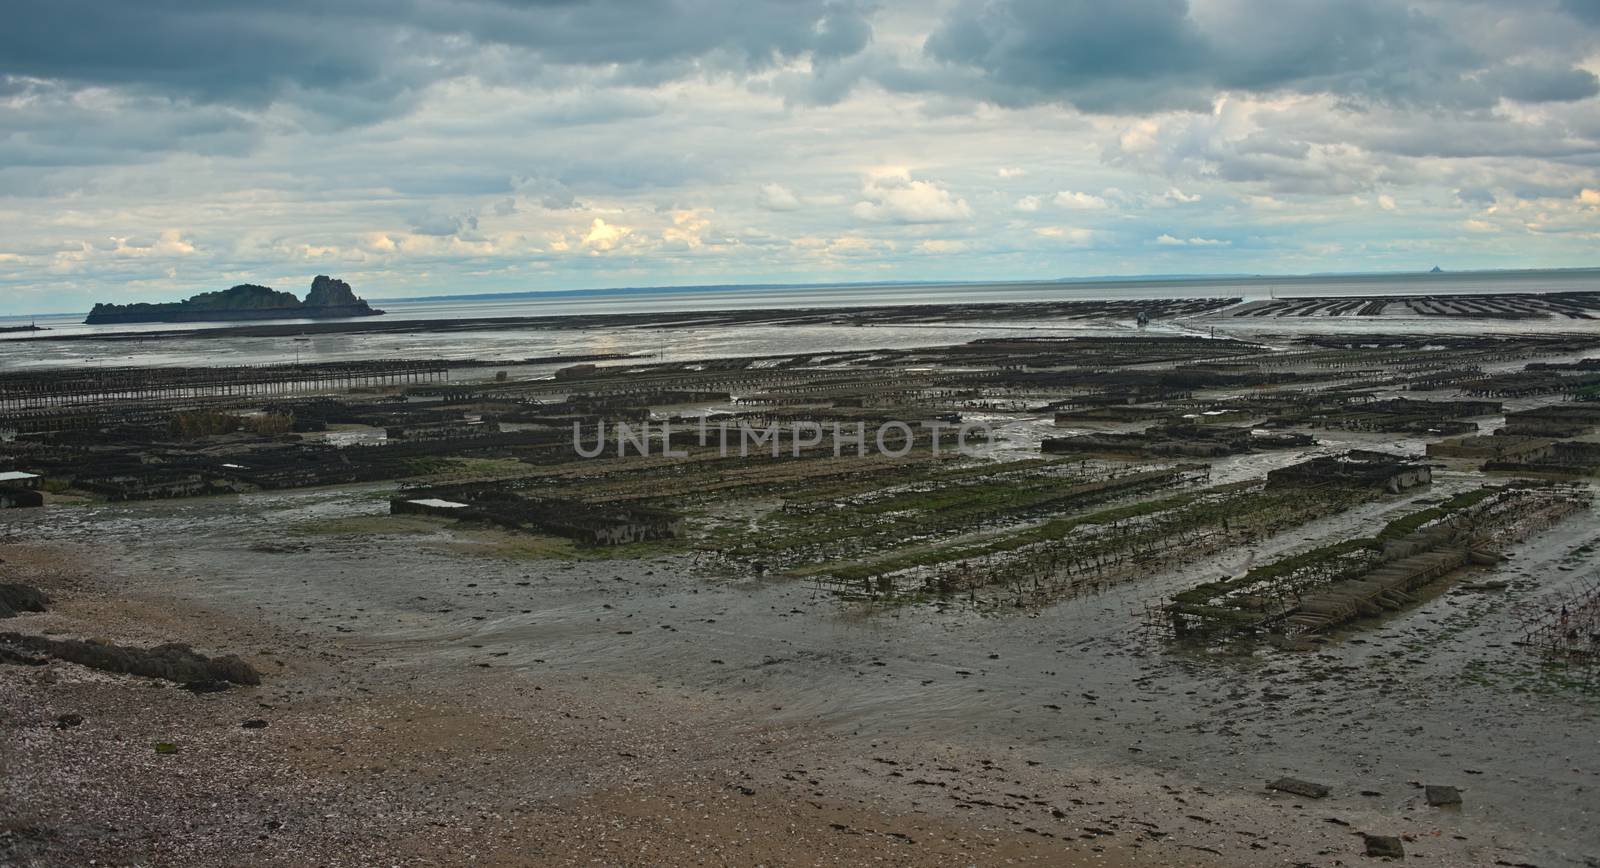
2, 269, 1596, 371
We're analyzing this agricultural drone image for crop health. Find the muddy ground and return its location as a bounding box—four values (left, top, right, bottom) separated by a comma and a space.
3, 472, 1597, 866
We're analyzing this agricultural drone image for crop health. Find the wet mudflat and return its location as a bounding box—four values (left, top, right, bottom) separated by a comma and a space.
5, 478, 1596, 866
6, 315, 1600, 865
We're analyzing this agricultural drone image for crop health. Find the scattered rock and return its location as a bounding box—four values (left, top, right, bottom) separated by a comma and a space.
0, 632, 260, 686
1268, 777, 1331, 799
0, 646, 47, 666
1363, 833, 1405, 858
0, 584, 49, 619
1425, 785, 1462, 807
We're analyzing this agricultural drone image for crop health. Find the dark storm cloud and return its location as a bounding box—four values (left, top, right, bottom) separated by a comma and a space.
0, 0, 873, 113
919, 0, 1599, 113
1484, 64, 1600, 104
408, 211, 478, 236
9, 0, 1592, 132
0, 79, 258, 167
0, 2, 398, 106
923, 0, 1212, 112
1560, 0, 1600, 25
418, 0, 870, 69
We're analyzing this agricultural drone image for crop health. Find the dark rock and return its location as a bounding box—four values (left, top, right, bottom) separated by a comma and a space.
0, 584, 49, 619
54, 713, 84, 729
0, 646, 47, 666
241, 719, 269, 729
1424, 785, 1462, 806
305, 275, 360, 307
1268, 777, 1331, 799
182, 680, 233, 693
1363, 833, 1405, 858
0, 632, 260, 685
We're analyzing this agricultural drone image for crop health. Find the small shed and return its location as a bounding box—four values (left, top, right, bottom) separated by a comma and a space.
0, 471, 41, 490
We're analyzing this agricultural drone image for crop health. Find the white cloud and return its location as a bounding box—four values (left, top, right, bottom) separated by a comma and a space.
1155, 234, 1230, 247
581, 218, 631, 252
997, 167, 1028, 178
1035, 226, 1095, 245
757, 183, 802, 211
105, 230, 198, 258
1378, 194, 1398, 211
816, 235, 895, 258
1014, 195, 1041, 212
1053, 191, 1109, 210
852, 170, 974, 224
361, 233, 398, 254
661, 209, 712, 249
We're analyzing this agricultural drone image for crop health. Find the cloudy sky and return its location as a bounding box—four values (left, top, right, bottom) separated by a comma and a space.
2, 0, 1599, 314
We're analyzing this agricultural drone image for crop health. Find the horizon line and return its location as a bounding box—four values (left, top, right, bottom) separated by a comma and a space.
5, 263, 1600, 318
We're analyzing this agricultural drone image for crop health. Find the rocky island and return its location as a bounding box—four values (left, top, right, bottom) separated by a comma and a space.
84, 275, 383, 325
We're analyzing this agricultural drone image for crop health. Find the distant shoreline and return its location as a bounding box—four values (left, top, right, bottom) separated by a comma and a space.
13, 289, 1600, 343
372, 265, 1600, 305
10, 265, 1598, 321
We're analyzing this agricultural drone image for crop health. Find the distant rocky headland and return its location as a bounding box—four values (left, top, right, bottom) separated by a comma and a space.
84, 276, 384, 325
